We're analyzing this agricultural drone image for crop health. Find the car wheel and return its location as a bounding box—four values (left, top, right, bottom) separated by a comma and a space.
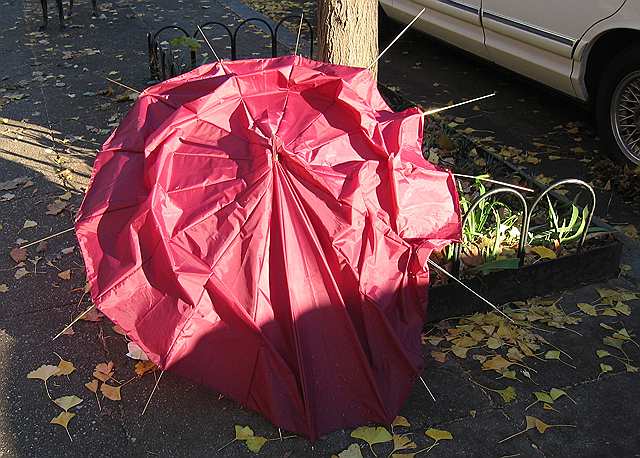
596, 45, 640, 165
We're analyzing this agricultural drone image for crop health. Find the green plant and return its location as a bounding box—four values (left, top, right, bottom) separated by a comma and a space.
528, 197, 607, 248
445, 177, 522, 268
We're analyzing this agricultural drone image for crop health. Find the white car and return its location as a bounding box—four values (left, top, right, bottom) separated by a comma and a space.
380, 0, 640, 164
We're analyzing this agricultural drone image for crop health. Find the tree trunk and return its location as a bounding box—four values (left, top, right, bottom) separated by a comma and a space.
316, 0, 379, 78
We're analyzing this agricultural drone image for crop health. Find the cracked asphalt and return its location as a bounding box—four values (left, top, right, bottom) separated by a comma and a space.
0, 0, 639, 456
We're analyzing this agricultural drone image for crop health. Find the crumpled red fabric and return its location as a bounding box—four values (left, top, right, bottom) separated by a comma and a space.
76, 55, 460, 439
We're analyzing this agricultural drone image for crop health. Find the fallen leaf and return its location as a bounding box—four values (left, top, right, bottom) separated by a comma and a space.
603, 337, 625, 351
81, 307, 103, 322
392, 416, 411, 428
85, 379, 99, 393
450, 345, 469, 358
245, 436, 268, 453
126, 341, 149, 361
486, 336, 503, 349
392, 434, 417, 452
600, 363, 613, 374
58, 270, 71, 280
425, 428, 453, 441
544, 350, 561, 361
93, 361, 114, 382
134, 361, 156, 376
27, 364, 59, 381
530, 246, 556, 259
351, 426, 393, 446
614, 302, 631, 316
235, 425, 254, 440
46, 200, 68, 215
15, 267, 28, 279
50, 411, 75, 439
54, 395, 83, 411
497, 386, 517, 403
431, 351, 447, 363
624, 363, 639, 373
534, 391, 554, 404
9, 247, 27, 263
596, 349, 610, 358
0, 284, 8, 293
334, 444, 363, 458
100, 383, 121, 401
55, 357, 75, 376
577, 303, 597, 316
22, 220, 37, 229
482, 355, 512, 371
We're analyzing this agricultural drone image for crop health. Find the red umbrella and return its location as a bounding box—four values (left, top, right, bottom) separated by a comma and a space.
76, 55, 460, 439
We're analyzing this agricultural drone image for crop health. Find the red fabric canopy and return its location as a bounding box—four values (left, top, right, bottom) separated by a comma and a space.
76, 55, 460, 439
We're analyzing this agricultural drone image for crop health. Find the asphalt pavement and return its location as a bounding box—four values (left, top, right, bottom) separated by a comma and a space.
1, 0, 639, 456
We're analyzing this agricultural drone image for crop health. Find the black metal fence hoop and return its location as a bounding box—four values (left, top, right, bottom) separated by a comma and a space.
274, 14, 314, 57
148, 25, 192, 80
192, 22, 234, 66
232, 18, 276, 59
524, 178, 597, 252
452, 187, 529, 275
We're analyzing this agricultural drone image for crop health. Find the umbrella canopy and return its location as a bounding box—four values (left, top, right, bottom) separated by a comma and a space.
76, 55, 460, 439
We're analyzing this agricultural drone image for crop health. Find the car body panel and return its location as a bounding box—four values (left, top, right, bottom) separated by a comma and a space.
379, 0, 638, 101
381, 0, 487, 57
572, 1, 640, 99
482, 1, 626, 97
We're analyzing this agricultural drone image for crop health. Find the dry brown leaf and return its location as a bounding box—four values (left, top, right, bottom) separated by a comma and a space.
85, 379, 99, 393
93, 361, 114, 382
134, 361, 157, 377
58, 270, 71, 280
55, 357, 75, 376
100, 383, 121, 401
482, 355, 513, 372
9, 247, 27, 263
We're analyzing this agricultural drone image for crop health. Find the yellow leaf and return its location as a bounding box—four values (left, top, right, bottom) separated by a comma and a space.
22, 220, 38, 229
335, 444, 363, 458
235, 425, 254, 440
27, 364, 59, 381
0, 284, 7, 293
50, 411, 75, 429
614, 302, 631, 316
530, 246, 556, 259
54, 395, 83, 411
55, 358, 75, 376
486, 336, 503, 349
58, 270, 71, 280
577, 303, 597, 316
393, 433, 417, 451
497, 386, 517, 403
100, 383, 121, 401
351, 426, 393, 446
450, 345, 469, 358
245, 436, 268, 453
482, 355, 512, 371
425, 428, 453, 441
85, 379, 99, 393
392, 416, 411, 428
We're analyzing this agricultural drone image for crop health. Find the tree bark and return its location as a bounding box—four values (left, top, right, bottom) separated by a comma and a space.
316, 0, 379, 78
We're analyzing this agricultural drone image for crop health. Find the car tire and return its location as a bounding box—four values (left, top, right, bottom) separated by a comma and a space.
596, 44, 640, 165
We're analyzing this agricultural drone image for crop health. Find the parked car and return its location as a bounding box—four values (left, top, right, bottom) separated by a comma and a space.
379, 0, 640, 164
